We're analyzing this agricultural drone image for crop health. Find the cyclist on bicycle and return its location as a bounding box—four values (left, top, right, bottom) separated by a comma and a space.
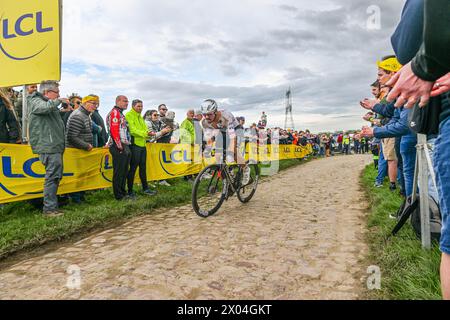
200, 99, 251, 185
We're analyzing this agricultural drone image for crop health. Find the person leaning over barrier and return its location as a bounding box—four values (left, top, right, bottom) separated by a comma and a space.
107, 96, 132, 201
125, 99, 157, 197
28, 81, 70, 217
385, 0, 450, 300
65, 95, 97, 204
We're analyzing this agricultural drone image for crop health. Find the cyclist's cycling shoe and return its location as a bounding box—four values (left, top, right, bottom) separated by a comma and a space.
201, 169, 213, 180
242, 165, 251, 186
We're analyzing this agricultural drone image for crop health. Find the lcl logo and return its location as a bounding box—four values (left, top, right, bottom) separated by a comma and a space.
0, 11, 54, 60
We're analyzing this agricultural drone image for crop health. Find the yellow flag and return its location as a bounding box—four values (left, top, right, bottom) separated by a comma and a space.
0, 0, 61, 87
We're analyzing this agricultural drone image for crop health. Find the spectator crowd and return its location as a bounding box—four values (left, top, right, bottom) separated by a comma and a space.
1, 81, 399, 217
2, 86, 322, 212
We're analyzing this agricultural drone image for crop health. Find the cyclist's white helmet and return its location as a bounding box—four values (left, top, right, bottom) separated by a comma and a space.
201, 99, 218, 114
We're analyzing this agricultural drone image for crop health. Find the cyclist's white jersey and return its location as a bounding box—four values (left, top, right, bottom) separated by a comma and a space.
201, 110, 240, 139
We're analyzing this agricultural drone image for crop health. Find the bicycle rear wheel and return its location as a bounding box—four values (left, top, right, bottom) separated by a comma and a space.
192, 165, 227, 218
237, 164, 260, 203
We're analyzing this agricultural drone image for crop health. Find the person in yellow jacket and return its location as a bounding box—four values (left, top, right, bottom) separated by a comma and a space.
125, 99, 157, 197
180, 110, 195, 145
343, 134, 351, 155
180, 109, 197, 182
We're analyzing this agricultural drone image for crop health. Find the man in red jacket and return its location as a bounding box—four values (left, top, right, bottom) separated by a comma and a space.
107, 96, 132, 200
337, 133, 343, 153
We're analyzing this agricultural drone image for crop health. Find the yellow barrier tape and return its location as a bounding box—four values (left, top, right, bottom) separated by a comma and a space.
0, 143, 312, 204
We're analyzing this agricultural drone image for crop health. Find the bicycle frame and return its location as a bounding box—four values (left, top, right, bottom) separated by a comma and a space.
217, 164, 241, 195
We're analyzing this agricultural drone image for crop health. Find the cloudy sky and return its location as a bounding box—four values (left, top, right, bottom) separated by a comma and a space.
60, 0, 405, 132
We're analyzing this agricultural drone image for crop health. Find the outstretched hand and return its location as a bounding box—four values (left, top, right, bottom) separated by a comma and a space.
386, 62, 435, 109
363, 112, 374, 122
360, 99, 376, 110
361, 126, 374, 138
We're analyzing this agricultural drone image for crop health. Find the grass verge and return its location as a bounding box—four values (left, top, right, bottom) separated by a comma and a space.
362, 165, 442, 300
0, 158, 311, 261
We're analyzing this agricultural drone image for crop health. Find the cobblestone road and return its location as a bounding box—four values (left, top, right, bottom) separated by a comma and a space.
0, 155, 372, 300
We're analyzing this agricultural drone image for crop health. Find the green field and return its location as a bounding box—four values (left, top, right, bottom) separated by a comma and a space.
362, 165, 442, 300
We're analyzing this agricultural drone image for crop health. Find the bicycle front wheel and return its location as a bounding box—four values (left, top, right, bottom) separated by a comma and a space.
192, 165, 228, 218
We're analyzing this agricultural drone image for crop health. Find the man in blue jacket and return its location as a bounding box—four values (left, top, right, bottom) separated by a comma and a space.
362, 106, 417, 197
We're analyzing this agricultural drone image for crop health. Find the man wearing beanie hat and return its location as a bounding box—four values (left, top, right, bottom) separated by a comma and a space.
377, 55, 402, 191
361, 55, 403, 191
65, 95, 97, 204
66, 95, 98, 151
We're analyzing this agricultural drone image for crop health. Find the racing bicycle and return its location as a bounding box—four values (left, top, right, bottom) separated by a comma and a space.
192, 160, 260, 218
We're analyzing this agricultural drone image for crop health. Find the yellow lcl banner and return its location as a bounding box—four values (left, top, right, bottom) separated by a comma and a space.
0, 143, 312, 204
0, 0, 61, 87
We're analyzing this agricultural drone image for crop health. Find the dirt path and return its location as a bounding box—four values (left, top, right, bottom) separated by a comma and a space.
0, 155, 372, 300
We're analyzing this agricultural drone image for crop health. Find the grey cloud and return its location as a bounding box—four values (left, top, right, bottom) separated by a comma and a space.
135, 77, 285, 113
167, 40, 214, 59
134, 66, 369, 119
295, 7, 348, 31
270, 29, 318, 48
285, 67, 315, 81
221, 64, 241, 77
279, 4, 298, 12
219, 39, 269, 61
66, 0, 408, 131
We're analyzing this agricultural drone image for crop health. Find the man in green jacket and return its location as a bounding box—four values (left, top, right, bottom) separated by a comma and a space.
386, 0, 450, 300
28, 81, 70, 217
180, 110, 195, 145
125, 99, 156, 197
180, 110, 196, 182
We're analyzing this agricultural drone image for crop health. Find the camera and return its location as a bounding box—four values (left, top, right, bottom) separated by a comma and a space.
61, 102, 74, 109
